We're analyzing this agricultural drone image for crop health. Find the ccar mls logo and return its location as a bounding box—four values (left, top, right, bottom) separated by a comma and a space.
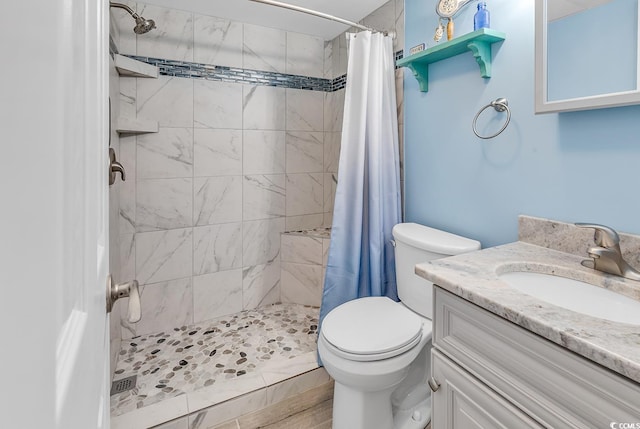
610, 423, 640, 429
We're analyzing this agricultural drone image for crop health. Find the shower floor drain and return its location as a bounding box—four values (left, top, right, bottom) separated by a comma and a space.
110, 375, 137, 396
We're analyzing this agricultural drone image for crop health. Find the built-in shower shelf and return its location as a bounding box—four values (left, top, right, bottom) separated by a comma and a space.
115, 54, 158, 78
397, 28, 505, 92
116, 117, 159, 134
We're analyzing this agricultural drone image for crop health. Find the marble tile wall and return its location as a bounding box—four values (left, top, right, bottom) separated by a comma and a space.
280, 231, 331, 307
113, 1, 336, 339
112, 0, 404, 339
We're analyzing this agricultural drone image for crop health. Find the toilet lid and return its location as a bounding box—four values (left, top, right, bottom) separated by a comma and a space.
322, 297, 423, 358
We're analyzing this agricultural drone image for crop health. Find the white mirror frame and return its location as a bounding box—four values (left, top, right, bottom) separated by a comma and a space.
535, 0, 640, 114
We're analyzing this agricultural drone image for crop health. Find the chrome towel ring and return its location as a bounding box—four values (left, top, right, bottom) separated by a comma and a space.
472, 97, 511, 139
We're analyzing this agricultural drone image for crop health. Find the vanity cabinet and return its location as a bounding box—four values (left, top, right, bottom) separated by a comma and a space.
432, 350, 542, 428
431, 287, 640, 428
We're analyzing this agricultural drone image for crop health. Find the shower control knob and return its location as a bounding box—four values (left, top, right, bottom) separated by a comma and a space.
428, 376, 441, 392
106, 274, 141, 323
412, 410, 422, 421
109, 148, 126, 185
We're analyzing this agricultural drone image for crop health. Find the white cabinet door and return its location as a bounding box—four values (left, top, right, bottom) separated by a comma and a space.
431, 350, 543, 429
433, 287, 640, 426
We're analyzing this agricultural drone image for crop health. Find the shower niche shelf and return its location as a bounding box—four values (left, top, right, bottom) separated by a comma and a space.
115, 54, 158, 78
397, 28, 505, 92
116, 117, 159, 134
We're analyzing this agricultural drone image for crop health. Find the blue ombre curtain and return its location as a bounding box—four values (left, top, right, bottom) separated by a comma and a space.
318, 31, 401, 363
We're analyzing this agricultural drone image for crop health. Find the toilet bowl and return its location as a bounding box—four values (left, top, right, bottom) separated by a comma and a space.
319, 223, 481, 429
319, 297, 433, 429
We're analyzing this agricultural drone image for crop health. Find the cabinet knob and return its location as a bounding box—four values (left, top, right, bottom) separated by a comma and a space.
428, 376, 441, 392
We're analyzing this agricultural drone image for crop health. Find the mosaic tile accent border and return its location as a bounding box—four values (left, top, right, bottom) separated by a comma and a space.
332, 74, 347, 92
124, 50, 403, 92
127, 55, 332, 91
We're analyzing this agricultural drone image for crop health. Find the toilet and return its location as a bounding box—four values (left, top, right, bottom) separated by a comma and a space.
318, 222, 481, 429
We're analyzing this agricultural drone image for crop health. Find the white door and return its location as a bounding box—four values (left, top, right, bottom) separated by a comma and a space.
0, 0, 109, 428
55, 0, 110, 427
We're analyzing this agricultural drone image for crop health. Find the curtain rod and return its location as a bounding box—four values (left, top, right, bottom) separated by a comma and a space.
248, 0, 376, 33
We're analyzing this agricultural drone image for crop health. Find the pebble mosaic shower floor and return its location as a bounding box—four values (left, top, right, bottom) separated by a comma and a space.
110, 303, 320, 417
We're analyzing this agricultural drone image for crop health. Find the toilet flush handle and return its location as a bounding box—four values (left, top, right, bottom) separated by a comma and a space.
428, 377, 441, 392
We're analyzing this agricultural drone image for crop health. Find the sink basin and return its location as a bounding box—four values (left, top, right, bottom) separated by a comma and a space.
499, 272, 640, 325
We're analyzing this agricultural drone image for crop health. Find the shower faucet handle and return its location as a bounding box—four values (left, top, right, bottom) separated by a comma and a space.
106, 275, 142, 323
109, 148, 126, 185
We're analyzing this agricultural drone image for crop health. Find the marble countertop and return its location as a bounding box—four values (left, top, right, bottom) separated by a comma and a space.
415, 241, 640, 384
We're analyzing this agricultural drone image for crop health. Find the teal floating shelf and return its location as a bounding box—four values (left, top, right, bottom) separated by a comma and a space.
397, 28, 506, 92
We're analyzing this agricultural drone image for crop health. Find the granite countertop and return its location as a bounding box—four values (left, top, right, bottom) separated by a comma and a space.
415, 241, 640, 384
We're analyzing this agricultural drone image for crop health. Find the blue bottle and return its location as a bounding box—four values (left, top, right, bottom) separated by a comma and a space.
474, 2, 490, 30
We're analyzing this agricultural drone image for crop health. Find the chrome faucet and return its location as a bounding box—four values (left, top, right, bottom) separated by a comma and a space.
575, 223, 640, 281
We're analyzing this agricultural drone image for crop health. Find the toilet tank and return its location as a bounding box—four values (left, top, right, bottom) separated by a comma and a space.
392, 223, 481, 318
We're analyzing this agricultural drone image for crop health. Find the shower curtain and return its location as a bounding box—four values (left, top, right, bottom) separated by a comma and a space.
319, 31, 402, 354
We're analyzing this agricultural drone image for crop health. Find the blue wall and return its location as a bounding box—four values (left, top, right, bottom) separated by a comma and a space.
403, 0, 640, 248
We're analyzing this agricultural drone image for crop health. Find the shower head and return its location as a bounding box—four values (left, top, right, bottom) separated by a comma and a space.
133, 16, 156, 34
110, 2, 156, 35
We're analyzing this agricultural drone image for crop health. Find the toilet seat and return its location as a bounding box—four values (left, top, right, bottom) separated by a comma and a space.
321, 297, 424, 362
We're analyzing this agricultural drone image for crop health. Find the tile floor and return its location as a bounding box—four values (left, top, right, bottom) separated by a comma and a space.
153, 380, 334, 429
210, 381, 334, 429
111, 303, 320, 421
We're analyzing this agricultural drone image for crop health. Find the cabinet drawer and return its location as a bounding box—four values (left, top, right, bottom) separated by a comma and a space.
432, 350, 543, 429
434, 287, 640, 428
